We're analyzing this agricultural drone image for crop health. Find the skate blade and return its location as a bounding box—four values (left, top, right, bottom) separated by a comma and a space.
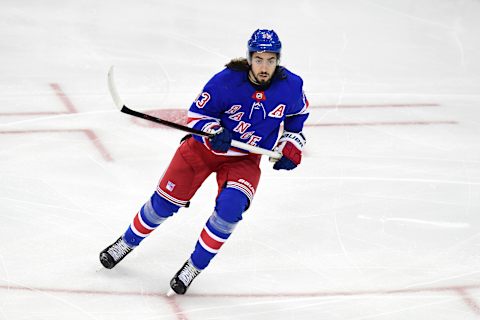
166, 288, 176, 297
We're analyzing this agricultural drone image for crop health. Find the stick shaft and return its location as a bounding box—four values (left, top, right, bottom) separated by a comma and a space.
108, 66, 282, 159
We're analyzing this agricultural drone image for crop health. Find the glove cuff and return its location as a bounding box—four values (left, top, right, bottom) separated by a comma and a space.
278, 131, 306, 150
276, 131, 306, 165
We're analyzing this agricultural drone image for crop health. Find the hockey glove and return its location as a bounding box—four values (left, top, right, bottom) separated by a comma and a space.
273, 131, 306, 171
208, 125, 233, 153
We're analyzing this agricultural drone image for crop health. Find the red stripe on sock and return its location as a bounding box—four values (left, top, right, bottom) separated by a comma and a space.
200, 228, 224, 251
133, 213, 153, 236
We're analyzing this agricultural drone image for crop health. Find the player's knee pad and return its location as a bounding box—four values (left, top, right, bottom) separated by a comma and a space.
149, 192, 181, 220
215, 187, 249, 225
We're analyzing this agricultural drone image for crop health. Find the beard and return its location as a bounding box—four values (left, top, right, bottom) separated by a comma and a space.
254, 72, 271, 85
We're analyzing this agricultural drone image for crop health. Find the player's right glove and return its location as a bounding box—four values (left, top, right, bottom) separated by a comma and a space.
272, 131, 306, 171
206, 123, 232, 153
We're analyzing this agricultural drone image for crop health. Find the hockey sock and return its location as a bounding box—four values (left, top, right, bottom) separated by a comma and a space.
190, 212, 233, 270
190, 188, 248, 270
123, 192, 180, 247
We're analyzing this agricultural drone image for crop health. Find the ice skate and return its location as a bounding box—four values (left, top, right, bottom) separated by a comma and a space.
99, 237, 133, 269
169, 260, 201, 295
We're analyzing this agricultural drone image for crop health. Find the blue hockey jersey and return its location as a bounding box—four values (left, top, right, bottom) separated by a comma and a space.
187, 65, 309, 156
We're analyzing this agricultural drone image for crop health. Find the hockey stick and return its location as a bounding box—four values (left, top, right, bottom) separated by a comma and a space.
108, 66, 282, 159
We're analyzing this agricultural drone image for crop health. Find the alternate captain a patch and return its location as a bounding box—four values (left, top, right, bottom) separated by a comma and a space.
268, 104, 286, 118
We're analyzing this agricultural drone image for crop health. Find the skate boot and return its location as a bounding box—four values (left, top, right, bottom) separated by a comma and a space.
168, 260, 201, 295
99, 237, 133, 269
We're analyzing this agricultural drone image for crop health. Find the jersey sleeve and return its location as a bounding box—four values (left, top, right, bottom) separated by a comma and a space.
187, 77, 224, 133
284, 89, 309, 133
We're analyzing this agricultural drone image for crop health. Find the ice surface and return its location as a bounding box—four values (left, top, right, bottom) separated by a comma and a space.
1, 0, 480, 319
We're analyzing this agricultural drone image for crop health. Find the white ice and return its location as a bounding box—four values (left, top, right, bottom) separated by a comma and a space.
1, 0, 480, 319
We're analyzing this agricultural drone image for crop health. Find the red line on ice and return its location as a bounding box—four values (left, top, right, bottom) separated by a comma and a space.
305, 120, 458, 127
2, 282, 480, 298
456, 288, 480, 316
0, 129, 113, 162
0, 83, 76, 116
3, 283, 480, 318
310, 103, 440, 109
165, 296, 189, 320
0, 83, 114, 162
82, 129, 114, 162
49, 83, 78, 113
0, 111, 70, 116
49, 83, 113, 161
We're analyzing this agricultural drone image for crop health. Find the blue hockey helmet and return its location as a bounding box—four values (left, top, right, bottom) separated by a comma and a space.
247, 29, 282, 62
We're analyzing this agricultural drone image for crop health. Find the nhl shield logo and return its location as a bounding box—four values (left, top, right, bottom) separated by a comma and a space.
252, 91, 266, 101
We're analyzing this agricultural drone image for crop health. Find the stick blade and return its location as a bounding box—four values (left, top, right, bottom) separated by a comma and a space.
166, 288, 177, 297
107, 65, 125, 110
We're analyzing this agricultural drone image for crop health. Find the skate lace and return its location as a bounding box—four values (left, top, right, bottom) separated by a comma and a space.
178, 263, 200, 286
107, 239, 132, 261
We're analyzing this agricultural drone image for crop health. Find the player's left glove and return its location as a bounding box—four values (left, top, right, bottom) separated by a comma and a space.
272, 131, 306, 171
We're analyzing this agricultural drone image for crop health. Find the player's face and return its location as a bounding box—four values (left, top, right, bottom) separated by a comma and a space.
250, 52, 278, 84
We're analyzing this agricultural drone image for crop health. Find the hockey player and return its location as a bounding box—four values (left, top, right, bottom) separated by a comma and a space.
99, 29, 309, 295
